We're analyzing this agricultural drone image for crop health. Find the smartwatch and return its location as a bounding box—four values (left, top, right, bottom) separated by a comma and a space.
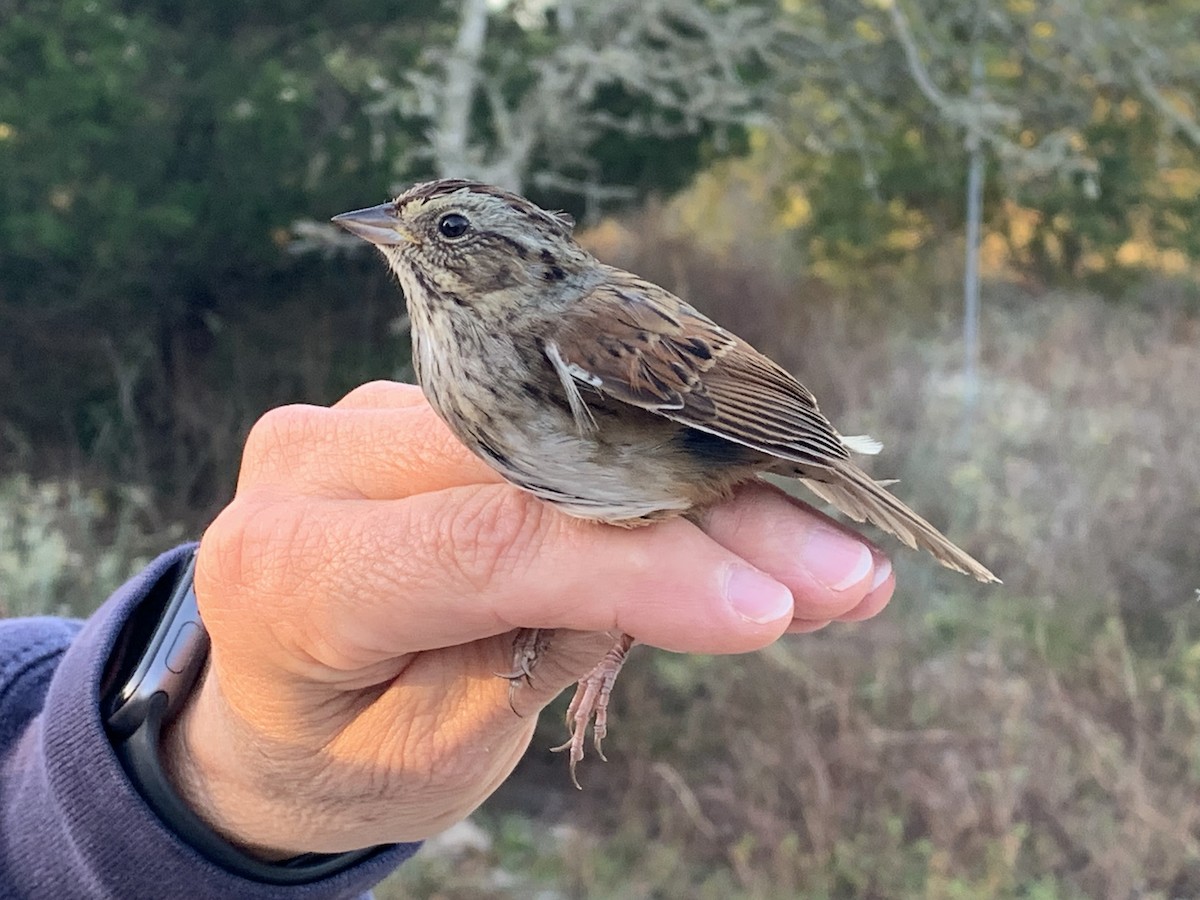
103, 549, 385, 884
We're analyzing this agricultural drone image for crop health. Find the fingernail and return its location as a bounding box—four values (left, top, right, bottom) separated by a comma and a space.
725, 565, 794, 624
870, 556, 893, 592
802, 529, 874, 592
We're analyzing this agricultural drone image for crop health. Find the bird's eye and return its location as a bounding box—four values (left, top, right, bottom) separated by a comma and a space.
437, 213, 471, 239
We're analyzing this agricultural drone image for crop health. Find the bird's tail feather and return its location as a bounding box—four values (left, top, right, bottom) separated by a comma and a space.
800, 460, 999, 584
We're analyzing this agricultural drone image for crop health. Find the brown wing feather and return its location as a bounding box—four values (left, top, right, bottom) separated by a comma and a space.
801, 461, 999, 582
551, 270, 1000, 584
553, 271, 850, 468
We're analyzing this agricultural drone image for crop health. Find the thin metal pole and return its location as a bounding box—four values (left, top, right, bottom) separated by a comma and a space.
963, 50, 984, 430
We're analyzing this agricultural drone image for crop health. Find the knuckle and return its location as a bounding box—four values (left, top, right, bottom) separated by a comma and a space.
240, 404, 328, 483
438, 486, 551, 595
197, 490, 307, 601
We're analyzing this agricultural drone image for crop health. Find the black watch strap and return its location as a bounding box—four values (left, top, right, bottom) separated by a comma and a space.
104, 550, 388, 884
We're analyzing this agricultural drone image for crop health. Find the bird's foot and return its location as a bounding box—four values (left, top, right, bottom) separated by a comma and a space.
551, 632, 636, 789
499, 627, 551, 714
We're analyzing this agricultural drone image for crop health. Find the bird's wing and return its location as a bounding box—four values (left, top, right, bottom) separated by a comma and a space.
547, 271, 851, 468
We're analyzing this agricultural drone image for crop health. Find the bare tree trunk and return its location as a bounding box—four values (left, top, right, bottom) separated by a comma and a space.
432, 0, 489, 179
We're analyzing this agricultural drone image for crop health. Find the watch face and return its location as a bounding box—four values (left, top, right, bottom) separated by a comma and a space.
100, 570, 179, 718
102, 553, 207, 736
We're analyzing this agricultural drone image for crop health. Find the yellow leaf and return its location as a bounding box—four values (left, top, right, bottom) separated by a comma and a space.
1159, 249, 1189, 275
778, 187, 813, 229
853, 17, 884, 43
883, 227, 925, 251
1115, 240, 1150, 267
980, 232, 1010, 271
1032, 20, 1055, 39
1164, 211, 1190, 232
990, 59, 1022, 79
1006, 203, 1041, 249
1160, 167, 1200, 201
1042, 231, 1062, 264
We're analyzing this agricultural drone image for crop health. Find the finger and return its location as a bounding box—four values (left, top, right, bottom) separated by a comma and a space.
835, 557, 894, 622
783, 556, 893, 634
236, 402, 501, 498
784, 551, 893, 633
333, 380, 427, 411
197, 484, 796, 672
697, 481, 891, 622
786, 619, 830, 634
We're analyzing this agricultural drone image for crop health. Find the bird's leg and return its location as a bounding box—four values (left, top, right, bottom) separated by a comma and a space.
551, 632, 637, 789
501, 627, 552, 713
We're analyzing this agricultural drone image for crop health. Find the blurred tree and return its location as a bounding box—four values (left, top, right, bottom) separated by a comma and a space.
0, 0, 447, 504
325, 0, 769, 215
1, 0, 1197, 514
0, 0, 757, 510
768, 0, 1200, 286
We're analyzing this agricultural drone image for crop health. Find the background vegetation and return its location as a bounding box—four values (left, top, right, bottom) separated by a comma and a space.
2, 0, 1198, 896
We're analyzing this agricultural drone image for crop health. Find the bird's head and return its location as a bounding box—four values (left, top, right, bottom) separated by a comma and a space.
333, 179, 591, 316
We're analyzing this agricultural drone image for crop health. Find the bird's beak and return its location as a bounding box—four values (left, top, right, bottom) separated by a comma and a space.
331, 203, 415, 246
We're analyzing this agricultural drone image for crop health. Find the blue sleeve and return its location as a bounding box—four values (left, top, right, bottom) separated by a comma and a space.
0, 546, 418, 899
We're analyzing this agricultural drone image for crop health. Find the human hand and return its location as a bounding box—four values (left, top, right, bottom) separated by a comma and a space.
162, 381, 894, 858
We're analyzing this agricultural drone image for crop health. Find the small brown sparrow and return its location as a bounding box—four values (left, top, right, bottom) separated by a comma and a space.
334, 179, 998, 785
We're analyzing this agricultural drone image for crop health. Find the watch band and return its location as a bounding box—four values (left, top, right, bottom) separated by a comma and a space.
104, 549, 388, 884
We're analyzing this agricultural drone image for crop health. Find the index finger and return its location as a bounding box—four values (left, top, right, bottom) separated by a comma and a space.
236, 398, 501, 499
196, 485, 796, 672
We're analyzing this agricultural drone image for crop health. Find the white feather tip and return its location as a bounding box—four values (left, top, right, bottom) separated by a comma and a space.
841, 434, 883, 455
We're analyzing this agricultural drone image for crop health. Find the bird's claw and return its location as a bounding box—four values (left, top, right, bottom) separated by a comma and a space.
499, 628, 550, 715
550, 634, 633, 788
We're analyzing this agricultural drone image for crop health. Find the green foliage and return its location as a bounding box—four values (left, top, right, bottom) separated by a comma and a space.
0, 0, 439, 510
2, 2, 1199, 893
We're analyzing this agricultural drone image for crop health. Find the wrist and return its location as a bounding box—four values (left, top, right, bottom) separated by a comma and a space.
104, 552, 389, 881
160, 669, 309, 860
151, 672, 393, 879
